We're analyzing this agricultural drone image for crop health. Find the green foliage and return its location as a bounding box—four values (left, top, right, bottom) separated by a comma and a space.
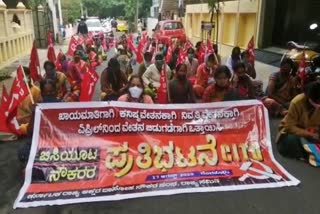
61, 0, 81, 23
82, 0, 152, 21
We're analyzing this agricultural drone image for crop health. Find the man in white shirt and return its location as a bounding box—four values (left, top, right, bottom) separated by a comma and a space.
142, 53, 172, 97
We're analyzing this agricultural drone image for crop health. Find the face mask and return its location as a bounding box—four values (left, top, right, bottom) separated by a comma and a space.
129, 86, 143, 99
188, 54, 194, 59
42, 96, 59, 103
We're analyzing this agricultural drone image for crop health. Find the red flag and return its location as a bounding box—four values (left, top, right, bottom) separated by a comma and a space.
177, 48, 187, 65
298, 51, 307, 88
0, 85, 9, 114
77, 35, 85, 45
136, 32, 147, 64
166, 44, 173, 63
157, 65, 168, 104
126, 35, 138, 56
80, 66, 99, 101
68, 36, 79, 57
247, 36, 255, 65
29, 41, 41, 82
47, 32, 56, 62
3, 66, 30, 134
7, 66, 29, 117
47, 46, 56, 62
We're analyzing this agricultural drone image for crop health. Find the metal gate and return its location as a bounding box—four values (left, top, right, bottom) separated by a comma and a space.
33, 3, 54, 48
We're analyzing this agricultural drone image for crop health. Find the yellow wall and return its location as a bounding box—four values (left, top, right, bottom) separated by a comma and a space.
185, 0, 261, 57
0, 7, 34, 70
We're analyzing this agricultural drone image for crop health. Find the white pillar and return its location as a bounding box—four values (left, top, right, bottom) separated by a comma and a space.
48, 0, 58, 38
57, 0, 63, 25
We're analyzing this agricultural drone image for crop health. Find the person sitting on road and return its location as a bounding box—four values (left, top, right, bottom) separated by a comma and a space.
202, 65, 240, 103
117, 45, 130, 74
262, 58, 299, 117
241, 50, 256, 79
193, 53, 219, 98
226, 46, 242, 76
277, 81, 320, 162
64, 50, 84, 102
138, 52, 152, 78
169, 63, 196, 104
17, 67, 42, 135
231, 62, 256, 100
18, 79, 61, 165
43, 61, 68, 101
185, 47, 198, 84
142, 53, 172, 99
100, 57, 128, 101
118, 75, 154, 104
241, 50, 264, 97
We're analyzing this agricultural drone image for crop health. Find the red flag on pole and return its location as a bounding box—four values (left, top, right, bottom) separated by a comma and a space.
0, 85, 17, 134
247, 36, 255, 65
166, 44, 173, 64
29, 41, 42, 82
3, 66, 31, 134
68, 36, 79, 57
7, 66, 29, 118
77, 35, 85, 45
157, 65, 168, 104
47, 32, 56, 62
298, 51, 307, 88
80, 66, 99, 102
177, 48, 187, 65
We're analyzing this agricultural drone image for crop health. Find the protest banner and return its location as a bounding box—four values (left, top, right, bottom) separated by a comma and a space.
14, 100, 300, 208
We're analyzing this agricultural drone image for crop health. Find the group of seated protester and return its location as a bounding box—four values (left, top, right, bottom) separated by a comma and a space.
15, 36, 320, 167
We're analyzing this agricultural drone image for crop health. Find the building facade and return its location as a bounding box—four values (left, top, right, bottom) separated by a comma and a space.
185, 0, 262, 57
0, 1, 34, 69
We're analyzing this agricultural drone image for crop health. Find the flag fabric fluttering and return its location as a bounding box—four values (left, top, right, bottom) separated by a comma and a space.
80, 65, 99, 102
29, 41, 42, 82
157, 65, 168, 104
47, 32, 56, 62
68, 36, 79, 57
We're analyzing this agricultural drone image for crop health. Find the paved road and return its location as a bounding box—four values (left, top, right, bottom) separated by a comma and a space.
0, 39, 320, 214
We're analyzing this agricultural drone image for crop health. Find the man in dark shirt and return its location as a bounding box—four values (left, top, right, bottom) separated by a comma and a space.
77, 16, 88, 36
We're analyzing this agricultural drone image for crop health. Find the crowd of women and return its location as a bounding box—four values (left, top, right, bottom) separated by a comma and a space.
15, 33, 320, 166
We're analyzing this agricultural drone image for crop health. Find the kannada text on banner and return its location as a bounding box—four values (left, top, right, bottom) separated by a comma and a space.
14, 100, 300, 208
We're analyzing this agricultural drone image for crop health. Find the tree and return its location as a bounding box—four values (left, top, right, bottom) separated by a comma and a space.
82, 0, 152, 21
61, 0, 81, 23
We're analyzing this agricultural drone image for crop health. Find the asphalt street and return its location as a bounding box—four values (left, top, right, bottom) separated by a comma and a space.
0, 39, 319, 214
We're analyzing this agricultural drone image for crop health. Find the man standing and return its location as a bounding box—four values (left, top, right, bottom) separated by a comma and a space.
77, 16, 88, 37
